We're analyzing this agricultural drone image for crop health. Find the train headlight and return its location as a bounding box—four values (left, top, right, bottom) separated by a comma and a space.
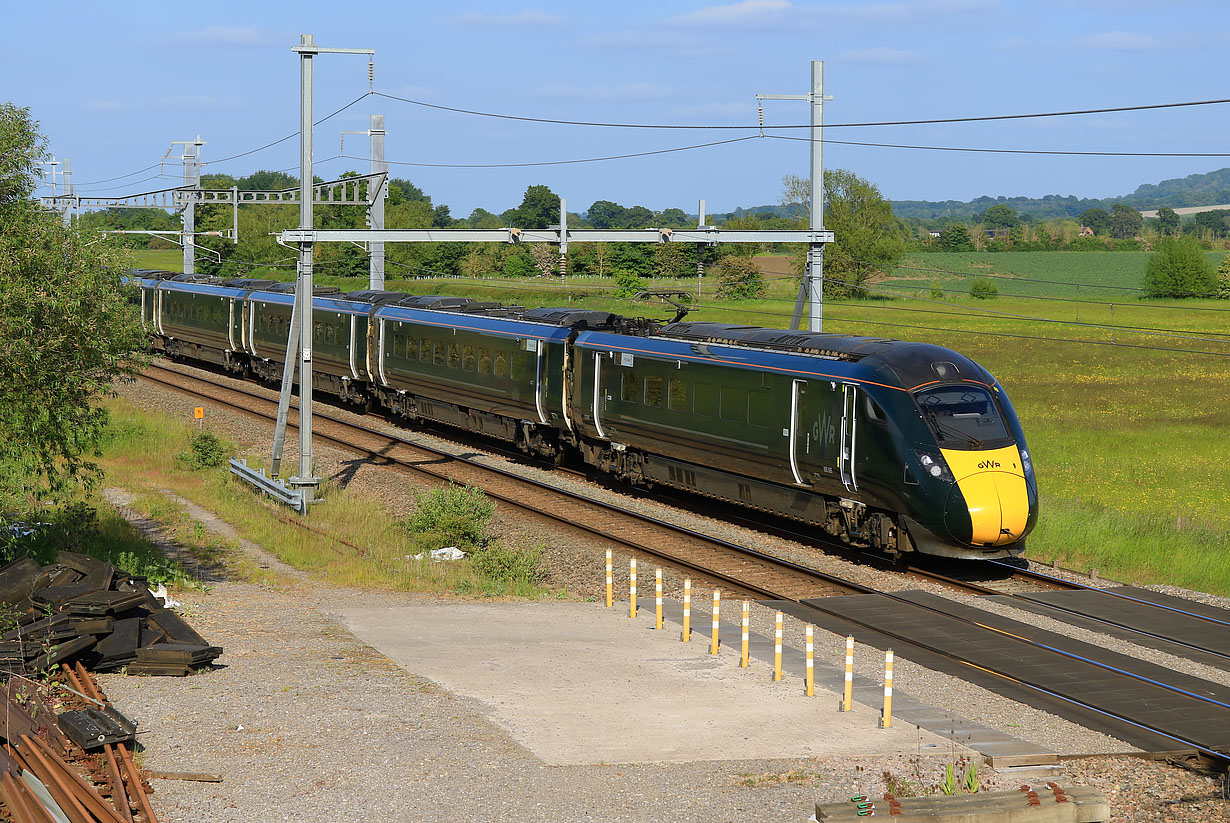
913, 450, 954, 483
1020, 448, 1033, 477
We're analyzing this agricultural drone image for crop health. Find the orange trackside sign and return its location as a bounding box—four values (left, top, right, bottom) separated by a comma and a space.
193, 407, 204, 420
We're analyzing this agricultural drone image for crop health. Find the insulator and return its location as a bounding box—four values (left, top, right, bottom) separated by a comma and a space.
369, 60, 374, 90
757, 103, 764, 137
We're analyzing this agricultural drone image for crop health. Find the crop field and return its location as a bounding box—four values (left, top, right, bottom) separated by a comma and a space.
128, 249, 1230, 594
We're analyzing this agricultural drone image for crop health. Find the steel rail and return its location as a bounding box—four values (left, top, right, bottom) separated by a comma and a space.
138, 361, 1230, 766
140, 364, 871, 600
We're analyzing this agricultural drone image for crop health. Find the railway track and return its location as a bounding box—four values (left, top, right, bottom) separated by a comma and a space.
137, 360, 1230, 771
140, 362, 866, 601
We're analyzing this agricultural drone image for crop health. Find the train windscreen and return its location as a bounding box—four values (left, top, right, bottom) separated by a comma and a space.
914, 385, 1011, 449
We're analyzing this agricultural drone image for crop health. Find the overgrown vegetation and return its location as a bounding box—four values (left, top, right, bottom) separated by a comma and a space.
1143, 236, 1218, 298
968, 277, 998, 299
175, 431, 227, 470
715, 257, 766, 299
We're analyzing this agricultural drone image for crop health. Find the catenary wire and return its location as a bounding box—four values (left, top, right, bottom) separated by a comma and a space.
371, 90, 1230, 131
340, 136, 759, 169
765, 133, 1230, 158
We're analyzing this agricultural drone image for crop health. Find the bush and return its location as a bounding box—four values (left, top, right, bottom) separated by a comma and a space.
937, 224, 974, 252
175, 431, 227, 470
1217, 255, 1230, 299
404, 483, 495, 552
613, 269, 645, 298
929, 280, 945, 300
470, 538, 545, 586
1143, 236, 1217, 298
969, 277, 998, 300
715, 257, 766, 299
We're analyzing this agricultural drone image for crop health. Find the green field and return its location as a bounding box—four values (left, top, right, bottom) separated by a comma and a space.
128, 249, 1230, 594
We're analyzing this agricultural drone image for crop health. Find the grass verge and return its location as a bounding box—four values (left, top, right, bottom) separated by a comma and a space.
99, 395, 555, 598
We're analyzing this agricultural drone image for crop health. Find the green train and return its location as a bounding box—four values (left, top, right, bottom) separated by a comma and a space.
132, 270, 1038, 561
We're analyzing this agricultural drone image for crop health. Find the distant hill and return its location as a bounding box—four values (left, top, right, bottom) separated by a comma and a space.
890, 167, 1230, 222
709, 167, 1230, 224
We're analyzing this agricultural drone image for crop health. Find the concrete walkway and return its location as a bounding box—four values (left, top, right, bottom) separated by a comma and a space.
336, 600, 968, 766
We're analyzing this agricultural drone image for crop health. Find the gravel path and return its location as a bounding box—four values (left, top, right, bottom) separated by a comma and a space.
107, 366, 1230, 821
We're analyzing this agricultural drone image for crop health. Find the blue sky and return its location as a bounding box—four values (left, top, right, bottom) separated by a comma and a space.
6, 0, 1229, 216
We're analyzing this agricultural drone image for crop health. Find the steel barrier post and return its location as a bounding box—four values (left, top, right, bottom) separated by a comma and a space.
655, 569, 663, 629
682, 579, 691, 641
629, 559, 637, 619
774, 611, 783, 681
805, 626, 814, 697
740, 601, 750, 668
710, 590, 720, 655
881, 649, 894, 728
842, 635, 854, 712
605, 549, 612, 608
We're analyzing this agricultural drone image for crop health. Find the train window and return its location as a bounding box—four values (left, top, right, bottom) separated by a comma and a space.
510, 351, 529, 381
720, 387, 745, 422
420, 338, 431, 363
621, 370, 640, 403
644, 376, 664, 408
493, 352, 509, 378
693, 382, 715, 417
478, 347, 491, 374
864, 395, 887, 424
406, 337, 418, 360
462, 345, 476, 371
748, 392, 772, 427
448, 342, 460, 368
433, 339, 446, 366
315, 322, 323, 342
391, 333, 401, 358
915, 385, 1011, 447
668, 378, 687, 412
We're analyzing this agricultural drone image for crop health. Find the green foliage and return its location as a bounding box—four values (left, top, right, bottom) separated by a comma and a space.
819, 169, 907, 297
929, 280, 945, 300
1079, 207, 1111, 235
937, 224, 974, 252
969, 277, 998, 299
715, 257, 766, 299
1109, 203, 1143, 239
962, 761, 980, 794
175, 432, 227, 470
1156, 207, 1180, 236
1192, 209, 1229, 237
1217, 255, 1230, 299
652, 242, 690, 279
940, 762, 957, 796
404, 483, 495, 553
503, 251, 535, 278
470, 538, 545, 586
0, 104, 146, 510
613, 269, 646, 298
514, 184, 560, 229
981, 204, 1019, 229
1143, 235, 1217, 297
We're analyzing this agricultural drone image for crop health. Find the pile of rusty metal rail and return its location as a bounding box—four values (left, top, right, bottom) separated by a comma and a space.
0, 662, 158, 823
0, 553, 221, 677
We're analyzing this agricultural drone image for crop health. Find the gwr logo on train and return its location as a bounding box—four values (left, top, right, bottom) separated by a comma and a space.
977, 460, 1002, 469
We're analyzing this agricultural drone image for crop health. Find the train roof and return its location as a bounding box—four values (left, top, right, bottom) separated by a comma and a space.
656, 322, 897, 362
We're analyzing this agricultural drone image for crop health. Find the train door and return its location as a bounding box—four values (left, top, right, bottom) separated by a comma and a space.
838, 383, 859, 493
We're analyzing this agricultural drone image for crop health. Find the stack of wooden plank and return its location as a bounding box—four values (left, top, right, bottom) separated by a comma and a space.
815, 784, 1110, 822
0, 552, 221, 676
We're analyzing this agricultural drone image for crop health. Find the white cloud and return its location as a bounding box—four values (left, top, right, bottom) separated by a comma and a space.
166, 26, 269, 46
839, 46, 919, 63
673, 0, 794, 26
89, 99, 124, 113
1078, 30, 1161, 49
455, 9, 565, 28
586, 28, 724, 57
537, 82, 671, 101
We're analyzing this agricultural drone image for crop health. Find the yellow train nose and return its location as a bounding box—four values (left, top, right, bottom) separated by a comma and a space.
940, 446, 1030, 546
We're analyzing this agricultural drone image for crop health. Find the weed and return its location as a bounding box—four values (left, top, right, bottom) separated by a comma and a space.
175, 431, 227, 470
470, 538, 545, 588
403, 483, 495, 554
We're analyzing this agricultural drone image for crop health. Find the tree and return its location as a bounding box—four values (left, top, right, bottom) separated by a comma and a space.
652, 243, 690, 279
715, 257, 766, 299
1156, 207, 1180, 236
1109, 203, 1143, 239
0, 103, 146, 513
1217, 255, 1230, 299
586, 200, 626, 229
819, 169, 907, 297
514, 184, 560, 229
431, 205, 454, 228
659, 208, 689, 227
982, 204, 1019, 229
1143, 236, 1217, 298
937, 223, 974, 252
1192, 209, 1229, 237
1078, 207, 1111, 235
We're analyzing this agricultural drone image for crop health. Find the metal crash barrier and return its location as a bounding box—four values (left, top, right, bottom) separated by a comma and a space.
229, 458, 307, 514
